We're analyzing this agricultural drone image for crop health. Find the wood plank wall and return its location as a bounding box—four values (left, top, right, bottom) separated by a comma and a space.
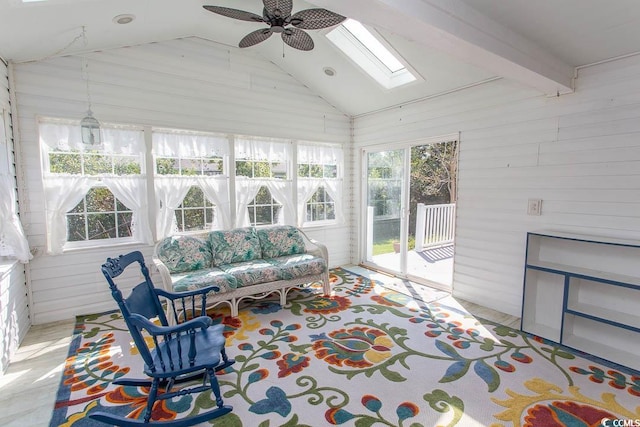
1, 58, 30, 374
12, 37, 351, 325
353, 55, 640, 317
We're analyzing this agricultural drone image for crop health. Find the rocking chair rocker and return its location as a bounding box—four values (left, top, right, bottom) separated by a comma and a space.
91, 250, 234, 426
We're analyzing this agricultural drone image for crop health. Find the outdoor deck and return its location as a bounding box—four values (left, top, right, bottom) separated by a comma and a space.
372, 243, 454, 288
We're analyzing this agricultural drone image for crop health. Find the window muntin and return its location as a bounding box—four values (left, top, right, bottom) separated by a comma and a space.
174, 186, 216, 232
48, 150, 141, 175
248, 186, 282, 226
67, 186, 133, 242
156, 156, 223, 176
298, 163, 338, 179
235, 159, 287, 179
306, 186, 335, 222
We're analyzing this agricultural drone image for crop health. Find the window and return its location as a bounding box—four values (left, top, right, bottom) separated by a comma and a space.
40, 121, 151, 254
306, 186, 335, 222
40, 120, 343, 250
174, 186, 215, 232
248, 186, 282, 226
234, 137, 293, 227
48, 150, 141, 175
153, 130, 230, 237
67, 187, 133, 242
298, 163, 338, 179
236, 160, 287, 179
297, 143, 343, 226
326, 19, 419, 89
156, 156, 223, 176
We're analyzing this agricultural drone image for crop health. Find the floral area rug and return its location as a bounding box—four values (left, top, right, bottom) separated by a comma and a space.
50, 268, 640, 426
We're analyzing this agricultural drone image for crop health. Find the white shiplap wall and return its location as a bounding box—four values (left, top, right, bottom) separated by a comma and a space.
12, 37, 351, 325
1, 58, 30, 374
353, 54, 640, 317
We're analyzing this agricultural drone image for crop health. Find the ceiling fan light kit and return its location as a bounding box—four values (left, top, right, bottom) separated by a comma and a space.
203, 0, 346, 51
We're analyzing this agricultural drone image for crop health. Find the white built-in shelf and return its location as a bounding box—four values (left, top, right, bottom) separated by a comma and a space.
526, 262, 640, 288
521, 231, 640, 371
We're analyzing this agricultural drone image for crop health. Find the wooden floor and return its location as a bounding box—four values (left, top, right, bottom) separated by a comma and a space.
0, 266, 519, 426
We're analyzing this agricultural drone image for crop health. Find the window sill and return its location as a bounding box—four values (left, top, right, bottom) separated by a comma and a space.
300, 220, 345, 231
62, 239, 147, 254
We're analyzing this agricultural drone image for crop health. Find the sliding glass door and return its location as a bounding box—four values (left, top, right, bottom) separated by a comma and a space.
362, 139, 458, 291
364, 149, 410, 274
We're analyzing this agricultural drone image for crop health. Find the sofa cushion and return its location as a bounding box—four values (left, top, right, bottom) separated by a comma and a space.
208, 227, 262, 266
270, 254, 327, 280
257, 226, 306, 259
218, 259, 285, 287
171, 267, 238, 293
156, 235, 212, 274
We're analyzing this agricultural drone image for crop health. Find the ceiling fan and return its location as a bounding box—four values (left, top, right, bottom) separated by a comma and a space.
203, 0, 346, 51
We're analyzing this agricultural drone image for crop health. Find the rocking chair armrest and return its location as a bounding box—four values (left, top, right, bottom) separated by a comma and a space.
154, 285, 221, 301
128, 313, 213, 336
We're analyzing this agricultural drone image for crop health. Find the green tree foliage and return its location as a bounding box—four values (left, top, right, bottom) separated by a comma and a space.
249, 186, 281, 225
67, 187, 133, 241
409, 141, 458, 235
236, 160, 272, 178
175, 186, 214, 231
49, 150, 141, 175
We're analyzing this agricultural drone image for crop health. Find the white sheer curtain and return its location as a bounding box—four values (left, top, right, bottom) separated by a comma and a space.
197, 176, 231, 230
103, 176, 153, 244
153, 130, 229, 158
235, 177, 264, 227
235, 136, 290, 163
39, 120, 145, 155
323, 177, 344, 223
155, 177, 194, 239
266, 180, 295, 225
0, 175, 32, 263
43, 175, 94, 254
297, 178, 321, 225
298, 143, 343, 166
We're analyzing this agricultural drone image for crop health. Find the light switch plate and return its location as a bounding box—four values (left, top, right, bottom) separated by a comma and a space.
527, 199, 542, 216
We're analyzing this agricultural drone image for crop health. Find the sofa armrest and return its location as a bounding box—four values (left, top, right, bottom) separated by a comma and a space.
297, 229, 328, 263
297, 229, 331, 295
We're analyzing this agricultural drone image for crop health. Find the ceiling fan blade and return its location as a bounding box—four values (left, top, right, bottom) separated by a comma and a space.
239, 28, 273, 48
203, 6, 264, 23
290, 8, 346, 30
282, 28, 314, 51
263, 0, 293, 18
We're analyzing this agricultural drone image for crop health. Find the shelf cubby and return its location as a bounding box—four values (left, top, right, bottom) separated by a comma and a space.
521, 231, 640, 371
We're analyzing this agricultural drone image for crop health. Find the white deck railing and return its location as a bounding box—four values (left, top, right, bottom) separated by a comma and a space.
415, 203, 456, 250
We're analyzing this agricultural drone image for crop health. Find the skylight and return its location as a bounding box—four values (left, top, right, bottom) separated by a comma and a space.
327, 19, 418, 89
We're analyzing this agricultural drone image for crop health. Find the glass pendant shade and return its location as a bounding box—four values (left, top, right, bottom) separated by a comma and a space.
81, 110, 101, 146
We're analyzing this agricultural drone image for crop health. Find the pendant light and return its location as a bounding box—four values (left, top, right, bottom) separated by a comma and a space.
80, 27, 101, 147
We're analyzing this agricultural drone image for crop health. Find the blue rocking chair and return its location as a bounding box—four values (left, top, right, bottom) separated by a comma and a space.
90, 250, 234, 427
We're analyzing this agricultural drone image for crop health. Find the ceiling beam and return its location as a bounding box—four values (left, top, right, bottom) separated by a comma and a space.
310, 0, 574, 95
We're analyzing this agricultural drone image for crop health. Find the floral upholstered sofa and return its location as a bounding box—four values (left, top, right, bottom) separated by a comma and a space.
152, 226, 329, 317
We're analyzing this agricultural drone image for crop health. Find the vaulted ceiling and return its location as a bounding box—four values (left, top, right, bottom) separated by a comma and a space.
2, 0, 640, 116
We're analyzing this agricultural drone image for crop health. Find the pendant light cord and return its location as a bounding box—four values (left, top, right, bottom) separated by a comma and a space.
81, 26, 93, 114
